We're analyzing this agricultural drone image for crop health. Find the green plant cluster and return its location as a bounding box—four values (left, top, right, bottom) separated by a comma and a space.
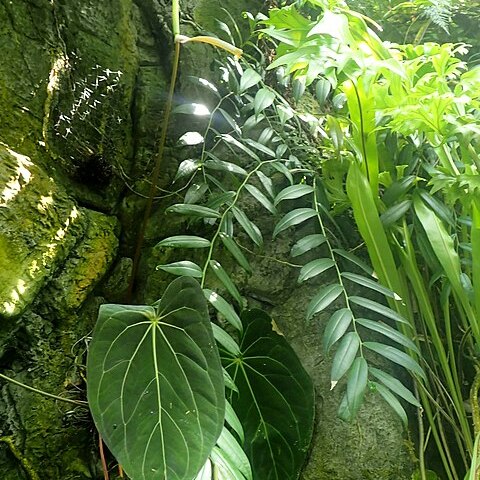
83, 0, 480, 479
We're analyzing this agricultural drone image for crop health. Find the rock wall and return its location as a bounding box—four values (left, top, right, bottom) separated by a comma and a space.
0, 0, 415, 478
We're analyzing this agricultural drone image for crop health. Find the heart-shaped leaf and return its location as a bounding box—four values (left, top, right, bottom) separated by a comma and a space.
87, 277, 225, 480
224, 310, 314, 480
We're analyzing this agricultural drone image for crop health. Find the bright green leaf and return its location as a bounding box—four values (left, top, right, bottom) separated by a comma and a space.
274, 184, 314, 206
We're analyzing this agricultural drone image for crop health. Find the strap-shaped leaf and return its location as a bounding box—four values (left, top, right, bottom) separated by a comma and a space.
203, 288, 243, 332
224, 310, 314, 480
204, 157, 248, 176
244, 184, 276, 214
341, 272, 400, 300
239, 68, 262, 93
166, 204, 221, 218
174, 159, 201, 182
291, 234, 327, 257
372, 382, 408, 426
254, 88, 276, 115
330, 332, 360, 388
379, 200, 411, 228
369, 367, 420, 407
273, 208, 317, 238
87, 277, 225, 480
244, 138, 276, 158
232, 207, 263, 247
156, 261, 203, 278
298, 258, 335, 283
209, 260, 243, 307
156, 236, 211, 249
349, 296, 410, 325
225, 400, 244, 443
219, 233, 252, 274
356, 318, 419, 354
274, 184, 314, 206
221, 135, 261, 162
185, 183, 208, 204
271, 162, 293, 184
216, 427, 252, 480
255, 170, 275, 199
323, 308, 353, 354
364, 342, 426, 380
338, 357, 368, 421
332, 248, 374, 275
212, 324, 241, 356
210, 445, 249, 480
306, 284, 344, 320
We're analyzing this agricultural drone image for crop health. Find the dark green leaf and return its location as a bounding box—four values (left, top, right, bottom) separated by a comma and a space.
306, 284, 344, 320
166, 204, 221, 219
372, 382, 408, 426
219, 108, 241, 135
244, 184, 276, 214
87, 277, 225, 480
221, 134, 261, 162
382, 176, 416, 206
332, 249, 374, 275
330, 332, 360, 387
298, 258, 335, 283
364, 342, 425, 379
274, 184, 314, 206
204, 288, 242, 332
209, 260, 243, 307
254, 88, 276, 115
349, 296, 410, 325
273, 208, 317, 238
232, 207, 263, 247
380, 200, 412, 228
356, 318, 419, 354
210, 445, 249, 480
339, 357, 368, 420
156, 261, 203, 278
323, 308, 353, 354
156, 236, 211, 249
219, 233, 252, 274
370, 367, 420, 407
341, 272, 400, 300
224, 310, 314, 480
291, 234, 327, 257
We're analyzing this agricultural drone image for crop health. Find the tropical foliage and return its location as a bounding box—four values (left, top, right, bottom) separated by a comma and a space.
84, 0, 480, 479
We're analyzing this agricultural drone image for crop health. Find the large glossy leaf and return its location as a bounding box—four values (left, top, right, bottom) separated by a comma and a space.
87, 277, 225, 480
224, 310, 314, 480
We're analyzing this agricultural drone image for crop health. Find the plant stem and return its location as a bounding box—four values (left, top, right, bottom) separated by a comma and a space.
0, 373, 88, 407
